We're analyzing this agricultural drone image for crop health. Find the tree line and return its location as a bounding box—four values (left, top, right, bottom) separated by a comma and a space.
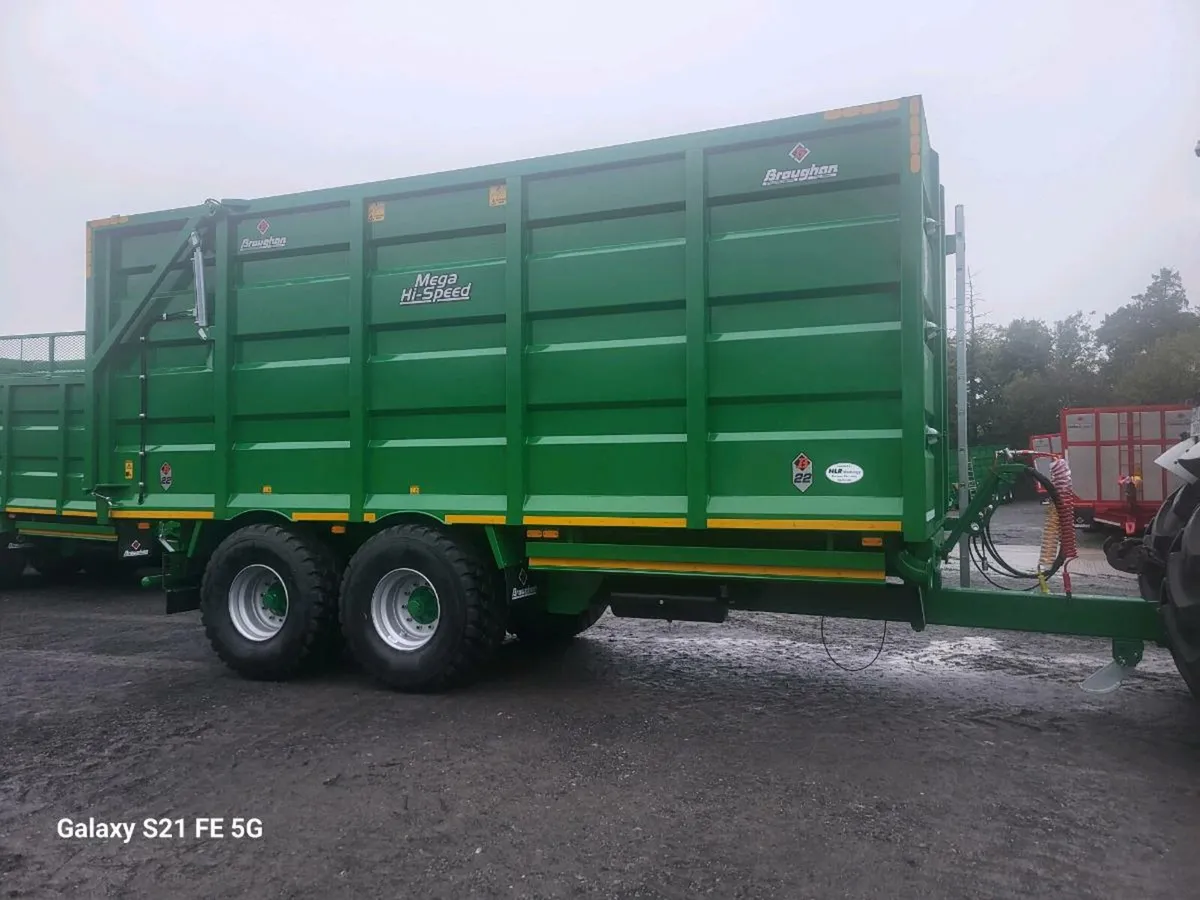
951, 267, 1198, 448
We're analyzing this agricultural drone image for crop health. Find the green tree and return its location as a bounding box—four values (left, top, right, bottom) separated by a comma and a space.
995, 318, 1054, 377
949, 268, 1191, 453
1115, 329, 1200, 405
1051, 311, 1098, 373
991, 371, 1063, 447
1097, 267, 1196, 379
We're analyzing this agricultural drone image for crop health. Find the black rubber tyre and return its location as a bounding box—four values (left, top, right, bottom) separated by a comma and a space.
30, 551, 84, 582
1162, 600, 1200, 702
200, 524, 341, 681
1162, 520, 1200, 702
340, 524, 505, 692
509, 601, 607, 647
0, 544, 26, 589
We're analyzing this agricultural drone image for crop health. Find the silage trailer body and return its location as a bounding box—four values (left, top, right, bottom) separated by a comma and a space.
0, 96, 1186, 695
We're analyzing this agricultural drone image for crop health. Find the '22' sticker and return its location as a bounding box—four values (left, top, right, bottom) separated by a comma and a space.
792, 453, 813, 493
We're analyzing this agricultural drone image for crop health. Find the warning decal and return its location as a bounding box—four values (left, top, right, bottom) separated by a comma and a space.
159, 462, 173, 492
792, 453, 813, 493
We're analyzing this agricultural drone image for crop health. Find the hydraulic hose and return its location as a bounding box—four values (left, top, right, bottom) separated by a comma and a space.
969, 460, 1074, 593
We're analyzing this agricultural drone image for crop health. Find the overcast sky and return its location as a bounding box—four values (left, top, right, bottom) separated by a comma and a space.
1, 0, 1197, 336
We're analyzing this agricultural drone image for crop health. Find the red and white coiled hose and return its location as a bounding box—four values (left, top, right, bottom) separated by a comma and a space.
1050, 456, 1077, 594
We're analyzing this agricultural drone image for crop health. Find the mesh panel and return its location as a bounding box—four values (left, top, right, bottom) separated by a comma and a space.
0, 332, 86, 375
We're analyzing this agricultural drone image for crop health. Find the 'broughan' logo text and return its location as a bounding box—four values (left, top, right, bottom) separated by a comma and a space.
240, 219, 287, 252
762, 163, 839, 187
239, 236, 287, 251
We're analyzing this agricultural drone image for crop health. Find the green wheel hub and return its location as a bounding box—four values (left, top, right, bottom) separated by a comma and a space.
261, 583, 288, 617
407, 586, 439, 625
227, 564, 289, 642
370, 568, 442, 652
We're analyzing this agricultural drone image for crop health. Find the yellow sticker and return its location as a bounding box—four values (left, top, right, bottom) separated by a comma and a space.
261, 485, 273, 494
367, 201, 386, 223
123, 460, 134, 480
409, 485, 421, 495
488, 184, 507, 207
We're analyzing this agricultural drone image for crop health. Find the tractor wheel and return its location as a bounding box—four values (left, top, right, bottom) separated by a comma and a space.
1162, 590, 1200, 702
339, 524, 506, 692
1162, 511, 1200, 701
200, 525, 341, 681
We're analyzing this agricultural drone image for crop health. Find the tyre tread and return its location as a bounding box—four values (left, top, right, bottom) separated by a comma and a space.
201, 524, 340, 680
340, 523, 505, 691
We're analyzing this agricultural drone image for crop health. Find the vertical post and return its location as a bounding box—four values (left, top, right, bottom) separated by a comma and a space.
954, 204, 969, 587
348, 197, 367, 522
212, 216, 233, 519
1, 383, 11, 509
684, 149, 708, 530
504, 176, 527, 526
898, 97, 929, 540
57, 381, 70, 512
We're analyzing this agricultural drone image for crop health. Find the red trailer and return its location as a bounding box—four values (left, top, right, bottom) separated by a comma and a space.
1061, 405, 1192, 534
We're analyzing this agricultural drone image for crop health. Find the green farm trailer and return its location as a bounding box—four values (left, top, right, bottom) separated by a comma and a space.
0, 95, 1191, 697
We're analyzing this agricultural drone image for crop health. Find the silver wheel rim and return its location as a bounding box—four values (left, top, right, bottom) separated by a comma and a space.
370, 568, 440, 652
228, 564, 288, 642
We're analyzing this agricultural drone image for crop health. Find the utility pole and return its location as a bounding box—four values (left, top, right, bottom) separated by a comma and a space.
953, 206, 969, 587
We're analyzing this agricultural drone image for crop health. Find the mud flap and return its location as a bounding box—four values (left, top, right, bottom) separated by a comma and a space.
115, 523, 162, 566
504, 564, 540, 611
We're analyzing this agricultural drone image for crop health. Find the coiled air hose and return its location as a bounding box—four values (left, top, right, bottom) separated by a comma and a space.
970, 457, 1077, 596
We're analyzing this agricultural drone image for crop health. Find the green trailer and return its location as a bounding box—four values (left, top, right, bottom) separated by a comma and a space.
0, 332, 130, 581
0, 95, 1189, 696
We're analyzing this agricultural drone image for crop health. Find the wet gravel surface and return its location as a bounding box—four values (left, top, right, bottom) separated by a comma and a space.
2, 506, 1198, 900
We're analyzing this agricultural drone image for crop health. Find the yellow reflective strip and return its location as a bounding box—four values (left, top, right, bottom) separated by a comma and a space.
109, 510, 214, 520
5, 506, 56, 516
523, 516, 687, 528
291, 512, 350, 522
706, 518, 901, 533
445, 514, 506, 525
18, 528, 118, 542
528, 557, 884, 581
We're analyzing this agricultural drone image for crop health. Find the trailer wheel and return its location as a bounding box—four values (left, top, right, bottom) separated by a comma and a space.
0, 544, 25, 589
200, 525, 340, 681
509, 602, 607, 647
339, 524, 505, 692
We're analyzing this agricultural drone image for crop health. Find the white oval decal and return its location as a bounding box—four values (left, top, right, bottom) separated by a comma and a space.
825, 463, 864, 485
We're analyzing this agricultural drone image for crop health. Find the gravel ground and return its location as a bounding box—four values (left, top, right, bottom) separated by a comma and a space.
2, 504, 1198, 899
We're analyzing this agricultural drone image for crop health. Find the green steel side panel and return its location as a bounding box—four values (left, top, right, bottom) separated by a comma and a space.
83, 96, 945, 555
0, 367, 89, 517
